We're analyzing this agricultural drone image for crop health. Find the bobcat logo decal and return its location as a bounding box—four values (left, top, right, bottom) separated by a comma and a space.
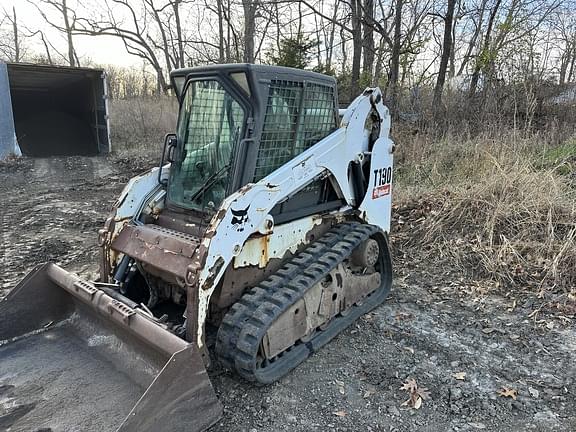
231, 205, 250, 232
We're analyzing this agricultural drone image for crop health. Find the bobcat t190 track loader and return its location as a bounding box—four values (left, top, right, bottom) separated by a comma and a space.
0, 64, 394, 431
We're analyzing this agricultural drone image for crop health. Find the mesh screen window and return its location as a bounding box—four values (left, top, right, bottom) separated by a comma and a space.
254, 80, 336, 181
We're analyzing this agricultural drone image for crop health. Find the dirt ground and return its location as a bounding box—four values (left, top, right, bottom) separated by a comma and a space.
0, 156, 574, 432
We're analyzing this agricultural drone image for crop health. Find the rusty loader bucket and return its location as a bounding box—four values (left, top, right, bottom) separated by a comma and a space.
0, 263, 222, 432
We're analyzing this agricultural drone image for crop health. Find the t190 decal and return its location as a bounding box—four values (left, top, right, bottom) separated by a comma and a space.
372, 167, 392, 199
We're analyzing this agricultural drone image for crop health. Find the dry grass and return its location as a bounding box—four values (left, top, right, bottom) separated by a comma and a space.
108, 96, 177, 158
394, 127, 576, 292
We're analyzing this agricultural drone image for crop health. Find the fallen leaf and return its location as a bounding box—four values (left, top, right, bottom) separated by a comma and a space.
416, 386, 430, 400
404, 346, 415, 354
400, 378, 418, 393
528, 387, 539, 398
333, 410, 347, 417
497, 387, 517, 400
400, 378, 430, 409
482, 327, 496, 334
363, 388, 376, 399
453, 372, 467, 381
413, 396, 422, 409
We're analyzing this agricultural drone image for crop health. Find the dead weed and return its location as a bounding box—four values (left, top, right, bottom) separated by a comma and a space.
394, 135, 576, 292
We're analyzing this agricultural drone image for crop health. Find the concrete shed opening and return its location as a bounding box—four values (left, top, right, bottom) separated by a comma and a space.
5, 63, 110, 158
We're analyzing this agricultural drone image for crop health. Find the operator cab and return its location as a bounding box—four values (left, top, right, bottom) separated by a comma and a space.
165, 64, 343, 224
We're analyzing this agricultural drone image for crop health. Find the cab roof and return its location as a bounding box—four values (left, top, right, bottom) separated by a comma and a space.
170, 63, 336, 86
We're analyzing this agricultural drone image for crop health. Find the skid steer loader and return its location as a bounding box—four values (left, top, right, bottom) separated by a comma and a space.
0, 64, 395, 431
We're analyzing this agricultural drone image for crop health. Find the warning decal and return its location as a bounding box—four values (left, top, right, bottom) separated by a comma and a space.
372, 166, 392, 199
372, 184, 391, 199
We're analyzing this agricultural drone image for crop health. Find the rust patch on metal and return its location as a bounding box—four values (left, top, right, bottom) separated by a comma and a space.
260, 235, 269, 267
193, 244, 209, 275
111, 224, 201, 280
202, 209, 226, 240
203, 256, 225, 291
238, 183, 253, 194
185, 264, 198, 287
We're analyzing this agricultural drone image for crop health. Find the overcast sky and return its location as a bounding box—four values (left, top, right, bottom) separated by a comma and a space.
2, 0, 142, 67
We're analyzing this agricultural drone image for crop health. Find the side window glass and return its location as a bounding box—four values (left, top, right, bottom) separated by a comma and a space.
169, 80, 245, 210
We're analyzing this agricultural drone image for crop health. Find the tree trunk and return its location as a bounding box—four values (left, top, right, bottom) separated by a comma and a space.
468, 0, 502, 98
457, 0, 488, 76
362, 0, 375, 82
217, 0, 225, 62
243, 0, 256, 63
39, 32, 53, 64
374, 37, 386, 84
388, 0, 403, 114
226, 0, 232, 61
148, 2, 173, 76
433, 0, 457, 110
559, 53, 569, 85
350, 0, 362, 99
568, 44, 576, 82
172, 0, 185, 68
340, 26, 348, 77
61, 0, 76, 67
449, 0, 459, 78
12, 7, 20, 62
326, 2, 339, 71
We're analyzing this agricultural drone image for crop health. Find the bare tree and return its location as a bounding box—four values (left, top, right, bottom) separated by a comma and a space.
6, 0, 570, 116
10, 7, 20, 62
216, 0, 226, 62
388, 0, 403, 112
243, 0, 258, 62
72, 0, 172, 92
350, 0, 363, 95
554, 5, 576, 84
0, 6, 22, 62
362, 0, 375, 82
29, 0, 78, 66
433, 0, 457, 108
456, 0, 489, 76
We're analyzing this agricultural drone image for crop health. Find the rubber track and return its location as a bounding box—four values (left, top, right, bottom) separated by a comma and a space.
216, 222, 383, 383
